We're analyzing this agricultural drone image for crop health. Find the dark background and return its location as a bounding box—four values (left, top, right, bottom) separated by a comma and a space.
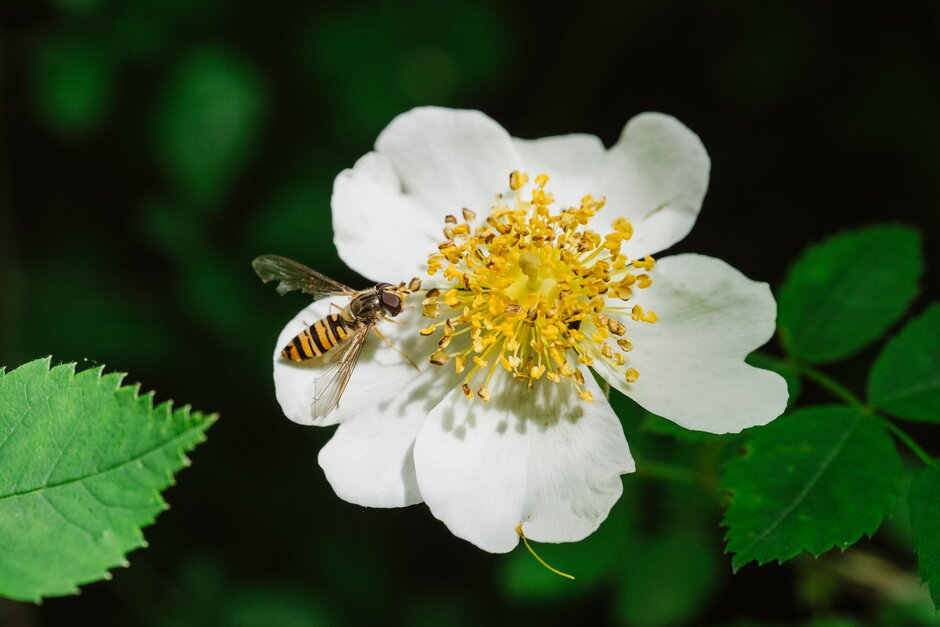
1, 1, 938, 625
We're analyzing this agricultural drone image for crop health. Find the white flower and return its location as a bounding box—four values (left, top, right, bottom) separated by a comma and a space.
272, 107, 788, 553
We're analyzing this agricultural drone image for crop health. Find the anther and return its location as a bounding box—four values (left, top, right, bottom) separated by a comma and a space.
606, 318, 626, 336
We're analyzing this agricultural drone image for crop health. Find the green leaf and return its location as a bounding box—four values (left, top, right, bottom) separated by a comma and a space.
151, 47, 265, 208
777, 225, 923, 363
0, 358, 215, 602
868, 304, 940, 423
909, 463, 940, 608
723, 405, 902, 570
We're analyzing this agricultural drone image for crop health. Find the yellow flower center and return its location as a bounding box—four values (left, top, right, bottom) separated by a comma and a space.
419, 171, 658, 402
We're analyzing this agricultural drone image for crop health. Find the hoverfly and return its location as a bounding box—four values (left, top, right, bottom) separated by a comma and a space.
252, 254, 418, 420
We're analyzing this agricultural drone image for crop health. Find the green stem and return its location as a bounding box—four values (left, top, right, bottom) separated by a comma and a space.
636, 460, 698, 486
796, 363, 865, 409
877, 418, 936, 467
794, 362, 936, 467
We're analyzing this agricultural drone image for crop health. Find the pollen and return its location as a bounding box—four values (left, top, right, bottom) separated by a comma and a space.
420, 172, 659, 402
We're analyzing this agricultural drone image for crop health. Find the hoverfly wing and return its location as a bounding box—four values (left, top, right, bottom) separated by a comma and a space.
310, 323, 371, 420
252, 255, 355, 298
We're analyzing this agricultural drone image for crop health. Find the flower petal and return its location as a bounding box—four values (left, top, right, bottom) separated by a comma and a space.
332, 152, 444, 282
273, 297, 434, 427
317, 373, 434, 508
333, 107, 523, 282
375, 106, 522, 217
596, 254, 788, 433
596, 113, 710, 258
413, 374, 634, 553
513, 133, 607, 211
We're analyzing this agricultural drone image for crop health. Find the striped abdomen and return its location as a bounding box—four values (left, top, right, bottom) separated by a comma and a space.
281, 314, 353, 362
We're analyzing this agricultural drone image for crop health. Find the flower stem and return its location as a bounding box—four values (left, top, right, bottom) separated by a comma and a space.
794, 362, 936, 467
636, 461, 699, 486
796, 363, 865, 409
877, 418, 936, 467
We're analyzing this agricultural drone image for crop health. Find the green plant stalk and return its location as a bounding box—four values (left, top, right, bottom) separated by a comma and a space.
636, 460, 699, 486
794, 362, 935, 467
796, 364, 865, 409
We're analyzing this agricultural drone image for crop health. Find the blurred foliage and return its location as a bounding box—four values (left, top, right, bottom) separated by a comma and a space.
151, 46, 265, 210
1, 0, 938, 625
30, 35, 116, 135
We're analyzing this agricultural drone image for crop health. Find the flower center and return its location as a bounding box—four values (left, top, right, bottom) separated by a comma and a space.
419, 171, 658, 402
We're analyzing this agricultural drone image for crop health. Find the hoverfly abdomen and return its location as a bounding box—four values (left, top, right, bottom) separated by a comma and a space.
281, 313, 353, 362
254, 254, 416, 419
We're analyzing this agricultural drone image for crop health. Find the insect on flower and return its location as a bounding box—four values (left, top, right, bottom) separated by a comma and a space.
266, 107, 789, 555
252, 254, 420, 420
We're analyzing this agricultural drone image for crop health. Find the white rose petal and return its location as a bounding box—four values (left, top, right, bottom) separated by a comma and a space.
597, 112, 710, 258
265, 106, 787, 554
414, 374, 633, 553
595, 253, 787, 433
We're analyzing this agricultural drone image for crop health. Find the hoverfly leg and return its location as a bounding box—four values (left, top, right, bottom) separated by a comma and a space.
371, 326, 419, 371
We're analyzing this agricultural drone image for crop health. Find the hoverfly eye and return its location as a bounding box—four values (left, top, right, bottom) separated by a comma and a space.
380, 291, 403, 316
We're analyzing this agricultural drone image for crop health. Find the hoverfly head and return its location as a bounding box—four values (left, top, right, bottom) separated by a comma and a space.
377, 285, 403, 317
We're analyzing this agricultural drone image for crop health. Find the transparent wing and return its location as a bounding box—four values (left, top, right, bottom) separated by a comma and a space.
310, 323, 371, 420
252, 254, 355, 298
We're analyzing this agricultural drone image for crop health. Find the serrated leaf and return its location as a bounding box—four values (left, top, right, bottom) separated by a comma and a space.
868, 305, 940, 423
909, 463, 940, 608
778, 225, 922, 363
0, 358, 215, 602
723, 405, 902, 570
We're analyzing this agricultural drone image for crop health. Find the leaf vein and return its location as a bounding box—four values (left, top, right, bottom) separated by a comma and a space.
0, 423, 204, 503
736, 413, 862, 559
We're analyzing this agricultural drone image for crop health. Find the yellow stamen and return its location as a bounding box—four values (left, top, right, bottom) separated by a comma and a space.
418, 171, 659, 402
